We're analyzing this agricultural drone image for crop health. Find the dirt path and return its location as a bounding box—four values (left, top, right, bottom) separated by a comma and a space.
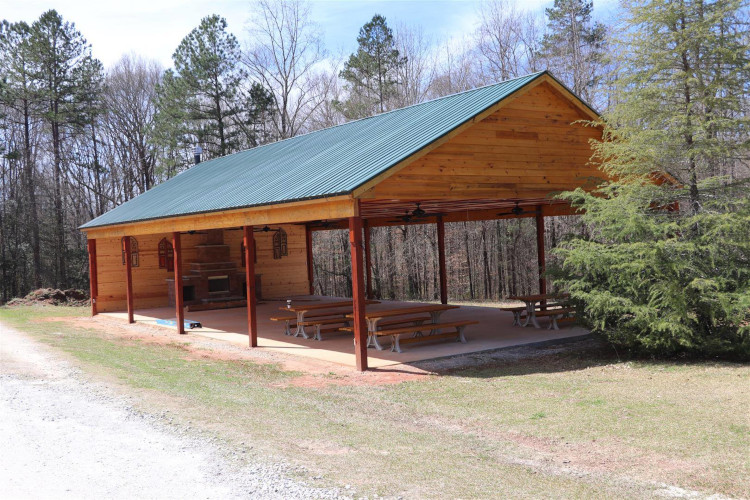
0, 322, 341, 499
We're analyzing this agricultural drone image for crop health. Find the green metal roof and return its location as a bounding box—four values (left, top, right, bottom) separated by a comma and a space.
82, 71, 553, 229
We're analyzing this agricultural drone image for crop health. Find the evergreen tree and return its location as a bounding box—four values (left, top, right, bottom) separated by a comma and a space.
154, 15, 275, 169
0, 20, 42, 288
155, 15, 246, 161
240, 82, 276, 148
338, 14, 406, 118
28, 10, 101, 287
539, 0, 607, 104
74, 56, 106, 216
152, 68, 193, 175
551, 0, 750, 360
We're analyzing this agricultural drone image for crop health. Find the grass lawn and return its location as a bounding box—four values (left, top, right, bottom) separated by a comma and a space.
2, 305, 748, 498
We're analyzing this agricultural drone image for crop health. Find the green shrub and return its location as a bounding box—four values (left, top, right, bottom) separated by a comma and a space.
551, 182, 750, 360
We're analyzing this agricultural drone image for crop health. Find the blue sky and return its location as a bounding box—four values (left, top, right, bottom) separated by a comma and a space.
3, 0, 617, 69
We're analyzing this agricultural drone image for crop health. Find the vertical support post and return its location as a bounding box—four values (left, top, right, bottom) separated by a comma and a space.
87, 239, 98, 316
172, 232, 185, 335
437, 216, 448, 305
364, 220, 373, 300
535, 207, 547, 307
123, 237, 134, 324
243, 226, 258, 347
305, 224, 314, 295
349, 214, 368, 372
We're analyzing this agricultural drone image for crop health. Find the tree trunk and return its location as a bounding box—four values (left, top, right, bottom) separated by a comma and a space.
463, 222, 474, 299
481, 223, 491, 299
51, 106, 67, 288
22, 97, 42, 288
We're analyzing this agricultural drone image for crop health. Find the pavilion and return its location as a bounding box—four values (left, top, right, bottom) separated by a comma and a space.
80, 71, 604, 371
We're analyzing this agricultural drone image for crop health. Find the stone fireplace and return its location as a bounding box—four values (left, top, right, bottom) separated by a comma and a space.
167, 229, 261, 309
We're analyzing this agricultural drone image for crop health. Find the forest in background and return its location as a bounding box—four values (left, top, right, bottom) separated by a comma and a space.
0, 0, 747, 306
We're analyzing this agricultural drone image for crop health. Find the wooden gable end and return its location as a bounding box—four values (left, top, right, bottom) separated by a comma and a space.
360, 81, 606, 201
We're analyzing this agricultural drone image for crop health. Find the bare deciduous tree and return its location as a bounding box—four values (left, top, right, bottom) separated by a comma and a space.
306, 59, 346, 130
476, 0, 543, 82
244, 0, 326, 138
393, 24, 436, 106
103, 54, 162, 196
429, 37, 481, 97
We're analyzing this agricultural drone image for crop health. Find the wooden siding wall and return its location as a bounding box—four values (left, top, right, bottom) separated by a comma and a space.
364, 82, 604, 200
95, 232, 202, 312
224, 224, 310, 299
94, 224, 308, 313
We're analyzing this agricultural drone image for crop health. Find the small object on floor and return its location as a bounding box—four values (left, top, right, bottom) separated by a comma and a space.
156, 318, 202, 329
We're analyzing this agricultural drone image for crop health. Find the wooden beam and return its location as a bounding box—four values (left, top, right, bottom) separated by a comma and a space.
123, 237, 134, 324
243, 226, 258, 347
82, 196, 358, 239
535, 207, 547, 307
363, 220, 373, 299
361, 202, 579, 229
437, 216, 448, 305
87, 239, 98, 316
305, 224, 314, 295
349, 214, 368, 372
172, 232, 185, 335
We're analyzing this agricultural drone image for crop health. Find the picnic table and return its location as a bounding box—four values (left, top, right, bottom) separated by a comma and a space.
507, 293, 569, 329
347, 304, 460, 350
278, 300, 380, 338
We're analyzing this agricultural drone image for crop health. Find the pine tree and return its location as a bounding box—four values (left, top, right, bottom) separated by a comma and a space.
74, 56, 106, 216
0, 20, 42, 288
28, 10, 101, 287
155, 15, 247, 161
539, 0, 607, 104
551, 0, 750, 360
240, 82, 276, 148
154, 15, 276, 168
338, 14, 406, 118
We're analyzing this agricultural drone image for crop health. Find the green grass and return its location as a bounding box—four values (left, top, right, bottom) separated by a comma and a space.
2, 305, 748, 498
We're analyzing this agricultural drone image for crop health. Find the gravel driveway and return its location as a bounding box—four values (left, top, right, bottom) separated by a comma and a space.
0, 322, 342, 499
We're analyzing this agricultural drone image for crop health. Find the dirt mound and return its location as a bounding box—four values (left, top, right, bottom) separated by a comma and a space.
6, 288, 89, 307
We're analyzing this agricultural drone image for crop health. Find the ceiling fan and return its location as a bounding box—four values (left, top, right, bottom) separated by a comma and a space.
388, 202, 443, 223
307, 220, 338, 229
496, 202, 541, 217
225, 226, 278, 232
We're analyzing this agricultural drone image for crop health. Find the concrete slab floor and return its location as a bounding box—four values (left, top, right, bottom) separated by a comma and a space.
101, 296, 589, 369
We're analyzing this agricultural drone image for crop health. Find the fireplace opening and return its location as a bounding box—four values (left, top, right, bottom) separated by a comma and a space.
208, 275, 230, 294
183, 285, 195, 302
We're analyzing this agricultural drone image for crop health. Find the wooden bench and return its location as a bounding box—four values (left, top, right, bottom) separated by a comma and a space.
270, 309, 351, 336
338, 315, 433, 331
501, 304, 568, 327
499, 306, 527, 326
269, 315, 297, 335
339, 316, 432, 347
299, 317, 355, 341
533, 307, 575, 330
373, 320, 478, 353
